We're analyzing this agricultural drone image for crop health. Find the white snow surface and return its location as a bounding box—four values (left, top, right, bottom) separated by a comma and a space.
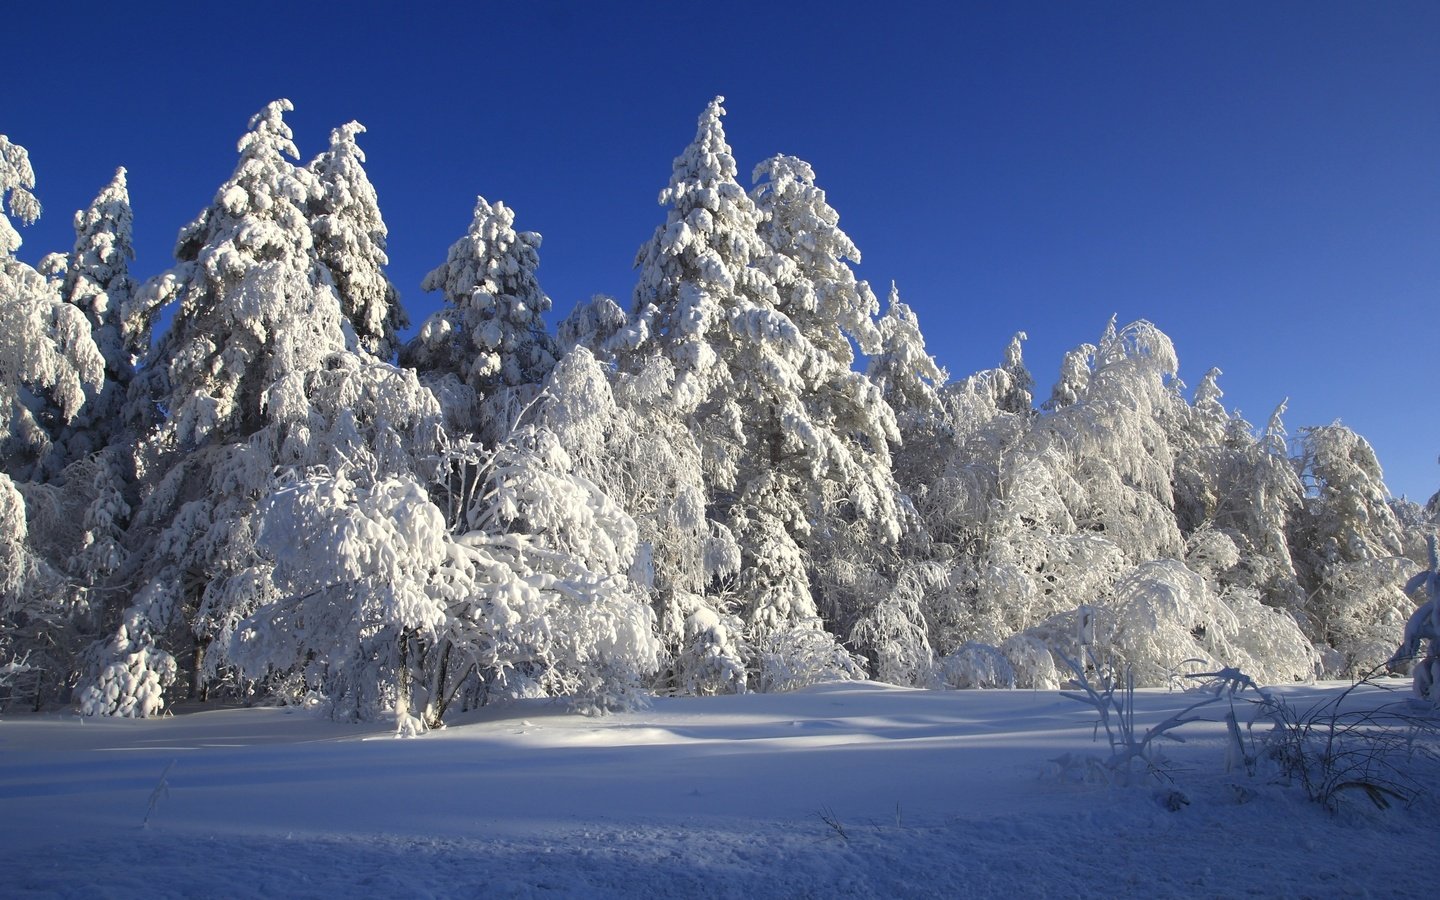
1, 680, 1433, 898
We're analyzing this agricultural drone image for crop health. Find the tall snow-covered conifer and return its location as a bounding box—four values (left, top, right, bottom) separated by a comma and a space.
749, 153, 903, 637
0, 136, 104, 479
46, 168, 142, 468
307, 122, 407, 360
1293, 422, 1410, 673
403, 196, 558, 443
81, 100, 357, 716
623, 100, 897, 688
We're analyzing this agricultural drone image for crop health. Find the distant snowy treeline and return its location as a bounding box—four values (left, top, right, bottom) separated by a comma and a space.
1, 99, 1435, 729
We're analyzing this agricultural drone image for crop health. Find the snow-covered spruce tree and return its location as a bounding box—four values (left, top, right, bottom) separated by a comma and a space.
995, 331, 1035, 417
0, 136, 104, 481
864, 283, 950, 557
43, 168, 142, 470
307, 122, 407, 360
41, 170, 149, 627
1291, 422, 1411, 674
748, 153, 904, 646
1166, 367, 1231, 536
79, 100, 361, 716
1192, 401, 1307, 618
0, 138, 106, 706
402, 196, 558, 444
623, 99, 888, 687
867, 284, 947, 456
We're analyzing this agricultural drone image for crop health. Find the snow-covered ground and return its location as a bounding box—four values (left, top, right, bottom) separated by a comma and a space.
1, 680, 1434, 898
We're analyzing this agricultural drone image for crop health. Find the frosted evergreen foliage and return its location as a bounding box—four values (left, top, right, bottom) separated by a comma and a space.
631, 96, 770, 415
1389, 535, 1440, 703
628, 98, 904, 675
996, 331, 1034, 415
0, 136, 105, 478
78, 580, 178, 717
44, 168, 143, 469
308, 122, 407, 359
1207, 402, 1306, 615
130, 99, 350, 448
558, 294, 628, 356
1294, 423, 1409, 673
0, 135, 41, 256
405, 196, 557, 441
866, 283, 949, 522
750, 154, 882, 361
82, 101, 370, 716
1044, 343, 1095, 411
0, 474, 25, 599
867, 284, 946, 432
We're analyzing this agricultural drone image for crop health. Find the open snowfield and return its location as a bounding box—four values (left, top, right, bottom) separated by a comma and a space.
1, 680, 1434, 899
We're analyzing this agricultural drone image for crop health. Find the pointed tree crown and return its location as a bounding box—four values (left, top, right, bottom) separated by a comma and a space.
409, 195, 557, 400
308, 121, 407, 359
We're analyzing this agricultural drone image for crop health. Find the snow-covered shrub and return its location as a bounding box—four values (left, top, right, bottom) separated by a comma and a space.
850, 564, 939, 687
78, 582, 178, 717
1000, 633, 1061, 690
1242, 676, 1440, 811
673, 601, 748, 696
1102, 560, 1239, 685
935, 642, 1017, 690
1389, 535, 1440, 703
756, 623, 866, 693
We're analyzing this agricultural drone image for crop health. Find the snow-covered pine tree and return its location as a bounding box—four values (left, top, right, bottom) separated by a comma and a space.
1292, 422, 1411, 673
1167, 367, 1230, 534
623, 99, 884, 687
0, 136, 104, 481
624, 98, 809, 659
995, 331, 1035, 417
45, 168, 142, 469
307, 122, 407, 360
402, 196, 558, 443
0, 137, 108, 706
749, 153, 904, 643
866, 283, 949, 521
1199, 401, 1307, 618
80, 100, 359, 716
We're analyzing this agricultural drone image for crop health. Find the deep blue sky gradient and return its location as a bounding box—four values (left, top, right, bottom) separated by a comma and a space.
7, 1, 1437, 500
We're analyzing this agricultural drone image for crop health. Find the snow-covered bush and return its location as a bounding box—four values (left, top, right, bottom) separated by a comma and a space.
850, 565, 939, 687
756, 624, 866, 693
936, 642, 1017, 690
1000, 633, 1061, 690
1389, 535, 1440, 703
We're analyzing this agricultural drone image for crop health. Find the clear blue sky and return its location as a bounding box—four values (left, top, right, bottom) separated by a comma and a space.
7, 1, 1437, 501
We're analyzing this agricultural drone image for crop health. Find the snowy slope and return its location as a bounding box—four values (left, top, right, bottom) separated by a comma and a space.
1, 681, 1433, 898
